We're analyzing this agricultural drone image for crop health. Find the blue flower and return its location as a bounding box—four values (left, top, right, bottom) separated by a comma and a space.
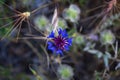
47, 28, 72, 55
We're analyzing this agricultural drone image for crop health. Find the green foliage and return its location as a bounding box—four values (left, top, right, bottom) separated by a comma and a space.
29, 67, 43, 80
0, 28, 11, 38
0, 3, 13, 38
101, 13, 120, 29
0, 0, 5, 5
94, 71, 102, 80
0, 66, 11, 76
78, 0, 87, 6
0, 66, 31, 80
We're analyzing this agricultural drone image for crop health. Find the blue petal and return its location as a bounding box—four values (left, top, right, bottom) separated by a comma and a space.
56, 49, 63, 55
47, 41, 53, 46
47, 41, 56, 52
48, 46, 56, 52
58, 28, 62, 35
48, 31, 54, 38
64, 45, 70, 51
67, 38, 72, 45
58, 28, 68, 37
61, 29, 68, 37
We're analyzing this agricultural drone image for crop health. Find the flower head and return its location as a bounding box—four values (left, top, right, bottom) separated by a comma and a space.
100, 30, 115, 45
62, 4, 81, 22
57, 64, 74, 80
47, 28, 72, 55
34, 15, 49, 31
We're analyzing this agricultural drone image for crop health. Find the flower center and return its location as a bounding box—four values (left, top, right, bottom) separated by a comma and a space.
53, 36, 67, 50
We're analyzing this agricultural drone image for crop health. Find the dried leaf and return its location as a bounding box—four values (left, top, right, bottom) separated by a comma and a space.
51, 8, 58, 32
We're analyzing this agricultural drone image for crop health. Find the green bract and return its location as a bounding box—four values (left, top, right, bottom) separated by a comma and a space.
74, 35, 85, 45
63, 4, 80, 22
100, 30, 115, 44
58, 18, 67, 29
34, 15, 49, 31
57, 64, 74, 80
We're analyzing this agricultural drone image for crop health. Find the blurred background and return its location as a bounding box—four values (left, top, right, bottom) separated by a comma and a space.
0, 0, 120, 80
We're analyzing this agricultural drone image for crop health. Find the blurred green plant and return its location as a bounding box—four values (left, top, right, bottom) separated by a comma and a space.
0, 66, 11, 77
29, 67, 43, 80
34, 15, 50, 32
22, 0, 33, 6
85, 49, 103, 58
101, 13, 120, 30
0, 66, 31, 80
85, 48, 112, 70
78, 0, 87, 6
58, 18, 68, 29
94, 71, 102, 80
57, 64, 74, 80
103, 52, 111, 70
0, 0, 5, 5
100, 30, 115, 45
74, 35, 85, 44
73, 33, 86, 48
0, 2, 13, 38
63, 4, 80, 22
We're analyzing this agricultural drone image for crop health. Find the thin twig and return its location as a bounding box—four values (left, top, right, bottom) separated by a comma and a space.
40, 45, 50, 69
24, 39, 42, 60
